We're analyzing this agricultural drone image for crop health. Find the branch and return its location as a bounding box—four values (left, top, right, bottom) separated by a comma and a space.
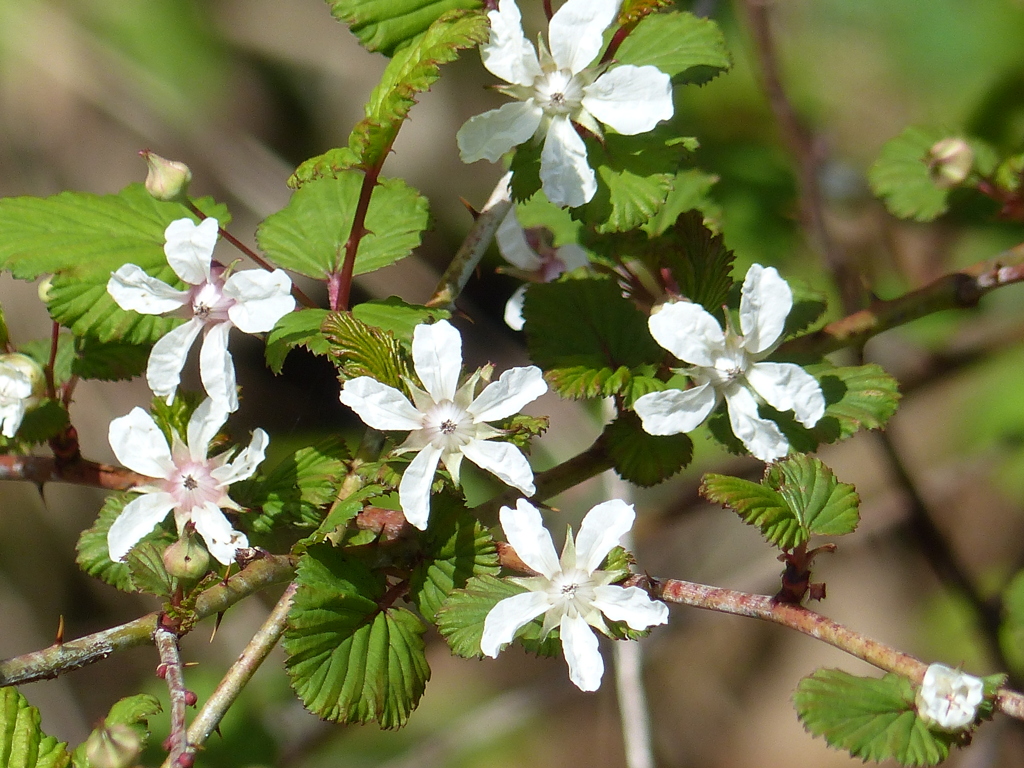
154, 627, 193, 766
0, 454, 145, 490
0, 554, 297, 686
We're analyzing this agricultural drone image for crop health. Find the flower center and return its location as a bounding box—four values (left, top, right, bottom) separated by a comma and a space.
189, 271, 234, 324
533, 69, 583, 116
550, 568, 596, 617
166, 459, 221, 513
423, 400, 474, 451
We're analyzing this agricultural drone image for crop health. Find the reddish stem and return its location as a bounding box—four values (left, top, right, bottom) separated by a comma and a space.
44, 322, 59, 400
334, 161, 384, 311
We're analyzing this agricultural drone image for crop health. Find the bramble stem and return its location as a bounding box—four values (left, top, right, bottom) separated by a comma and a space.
154, 628, 190, 765
0, 454, 144, 489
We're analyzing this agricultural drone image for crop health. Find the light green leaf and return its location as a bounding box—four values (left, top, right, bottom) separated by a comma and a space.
812, 362, 901, 440
605, 410, 693, 487
352, 297, 449, 342
264, 309, 333, 374
72, 694, 162, 768
523, 278, 662, 400
325, 0, 483, 57
125, 541, 174, 598
322, 311, 415, 389
284, 547, 430, 728
868, 127, 952, 222
409, 493, 500, 620
794, 669, 957, 766
300, 485, 385, 549
256, 173, 429, 280
642, 169, 720, 237
616, 11, 731, 84
0, 688, 69, 768
703, 455, 859, 550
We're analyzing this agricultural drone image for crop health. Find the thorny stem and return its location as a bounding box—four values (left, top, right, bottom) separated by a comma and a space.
0, 454, 144, 490
172, 583, 297, 768
154, 627, 191, 766
44, 321, 59, 400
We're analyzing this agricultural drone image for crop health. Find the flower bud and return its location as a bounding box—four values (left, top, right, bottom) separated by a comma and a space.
927, 138, 973, 189
141, 150, 192, 202
84, 723, 142, 768
162, 534, 211, 582
37, 276, 54, 304
0, 353, 45, 407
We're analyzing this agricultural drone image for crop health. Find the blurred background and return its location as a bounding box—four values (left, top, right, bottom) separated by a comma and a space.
2, 0, 1024, 765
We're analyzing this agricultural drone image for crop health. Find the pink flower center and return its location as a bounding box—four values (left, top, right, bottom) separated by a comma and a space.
165, 459, 221, 512
189, 266, 235, 324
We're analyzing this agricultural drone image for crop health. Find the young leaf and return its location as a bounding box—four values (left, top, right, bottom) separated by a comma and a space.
642, 169, 721, 237
702, 455, 859, 550
325, 0, 483, 57
264, 309, 333, 374
126, 541, 175, 598
605, 410, 693, 486
794, 669, 957, 766
284, 546, 430, 728
352, 297, 450, 342
615, 11, 731, 85
868, 127, 951, 222
809, 362, 901, 440
523, 278, 662, 400
256, 173, 429, 280
408, 492, 500, 620
300, 485, 386, 549
322, 311, 415, 388
0, 688, 70, 768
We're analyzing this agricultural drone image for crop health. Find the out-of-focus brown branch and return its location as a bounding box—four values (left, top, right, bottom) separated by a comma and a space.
0, 454, 145, 490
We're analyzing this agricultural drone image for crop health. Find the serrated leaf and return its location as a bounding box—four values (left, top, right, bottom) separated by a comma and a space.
810, 362, 901, 440
257, 174, 429, 281
325, 0, 483, 57
71, 336, 150, 381
605, 410, 692, 486
703, 455, 859, 550
0, 401, 69, 451
794, 669, 956, 766
323, 311, 415, 389
616, 11, 731, 85
294, 10, 487, 181
264, 309, 333, 374
301, 485, 385, 549
409, 493, 500, 620
523, 279, 662, 400
642, 169, 720, 237
868, 127, 952, 222
435, 574, 560, 658
284, 547, 430, 728
659, 210, 735, 312
125, 541, 174, 598
0, 688, 70, 768
352, 297, 450, 342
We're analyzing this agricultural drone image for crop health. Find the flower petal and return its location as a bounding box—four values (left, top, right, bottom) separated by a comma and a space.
480, 590, 552, 657
540, 115, 596, 207
647, 301, 724, 367
582, 65, 673, 135
496, 210, 543, 271
191, 501, 248, 565
107, 264, 189, 314
574, 499, 635, 574
412, 320, 462, 403
560, 613, 604, 691
482, 0, 542, 86
339, 378, 423, 431
549, 0, 620, 74
739, 264, 791, 355
107, 492, 176, 562
634, 380, 717, 435
747, 362, 826, 427
164, 217, 218, 285
199, 321, 238, 412
108, 407, 174, 478
398, 443, 444, 530
499, 499, 560, 579
592, 584, 669, 630
468, 365, 547, 422
461, 438, 536, 495
186, 397, 229, 462
212, 428, 269, 486
0, 402, 26, 438
556, 243, 590, 271
147, 319, 204, 404
224, 270, 295, 333
457, 101, 544, 163
504, 284, 528, 331
724, 385, 788, 462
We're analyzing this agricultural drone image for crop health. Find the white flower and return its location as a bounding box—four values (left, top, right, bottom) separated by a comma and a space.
633, 264, 826, 462
0, 354, 44, 439
915, 663, 984, 731
107, 217, 295, 412
456, 0, 673, 207
496, 206, 589, 330
338, 320, 547, 530
481, 498, 668, 691
106, 398, 267, 565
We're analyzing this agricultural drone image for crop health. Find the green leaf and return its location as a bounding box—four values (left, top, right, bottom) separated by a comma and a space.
72, 694, 162, 768
264, 309, 333, 374
435, 574, 560, 659
642, 169, 721, 237
868, 127, 952, 222
702, 455, 859, 550
794, 669, 957, 766
294, 10, 488, 181
70, 336, 150, 381
523, 279, 662, 400
0, 400, 69, 451
284, 547, 430, 728
0, 688, 70, 768
257, 174, 429, 280
235, 438, 351, 536
125, 541, 174, 598
352, 297, 450, 342
325, 0, 483, 57
605, 410, 693, 487
409, 493, 500, 620
809, 362, 901, 441
322, 311, 415, 389
616, 11, 731, 85
300, 485, 385, 549
782, 280, 828, 338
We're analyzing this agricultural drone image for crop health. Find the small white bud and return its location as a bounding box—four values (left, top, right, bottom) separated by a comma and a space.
927, 138, 973, 189
141, 150, 192, 202
915, 662, 984, 731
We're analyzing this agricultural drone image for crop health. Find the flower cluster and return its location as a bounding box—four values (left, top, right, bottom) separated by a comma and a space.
457, 0, 673, 207
634, 264, 825, 462
915, 663, 984, 731
339, 319, 547, 529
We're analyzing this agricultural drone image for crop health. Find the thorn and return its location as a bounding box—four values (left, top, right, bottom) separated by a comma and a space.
460, 197, 481, 220
54, 615, 64, 645
210, 612, 224, 643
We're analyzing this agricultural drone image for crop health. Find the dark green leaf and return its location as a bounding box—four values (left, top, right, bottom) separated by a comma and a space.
284, 547, 430, 728
615, 11, 731, 85
325, 0, 483, 57
0, 688, 70, 768
868, 127, 952, 222
605, 410, 693, 486
264, 309, 333, 374
0, 400, 69, 451
125, 541, 174, 598
323, 311, 415, 389
71, 336, 150, 381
